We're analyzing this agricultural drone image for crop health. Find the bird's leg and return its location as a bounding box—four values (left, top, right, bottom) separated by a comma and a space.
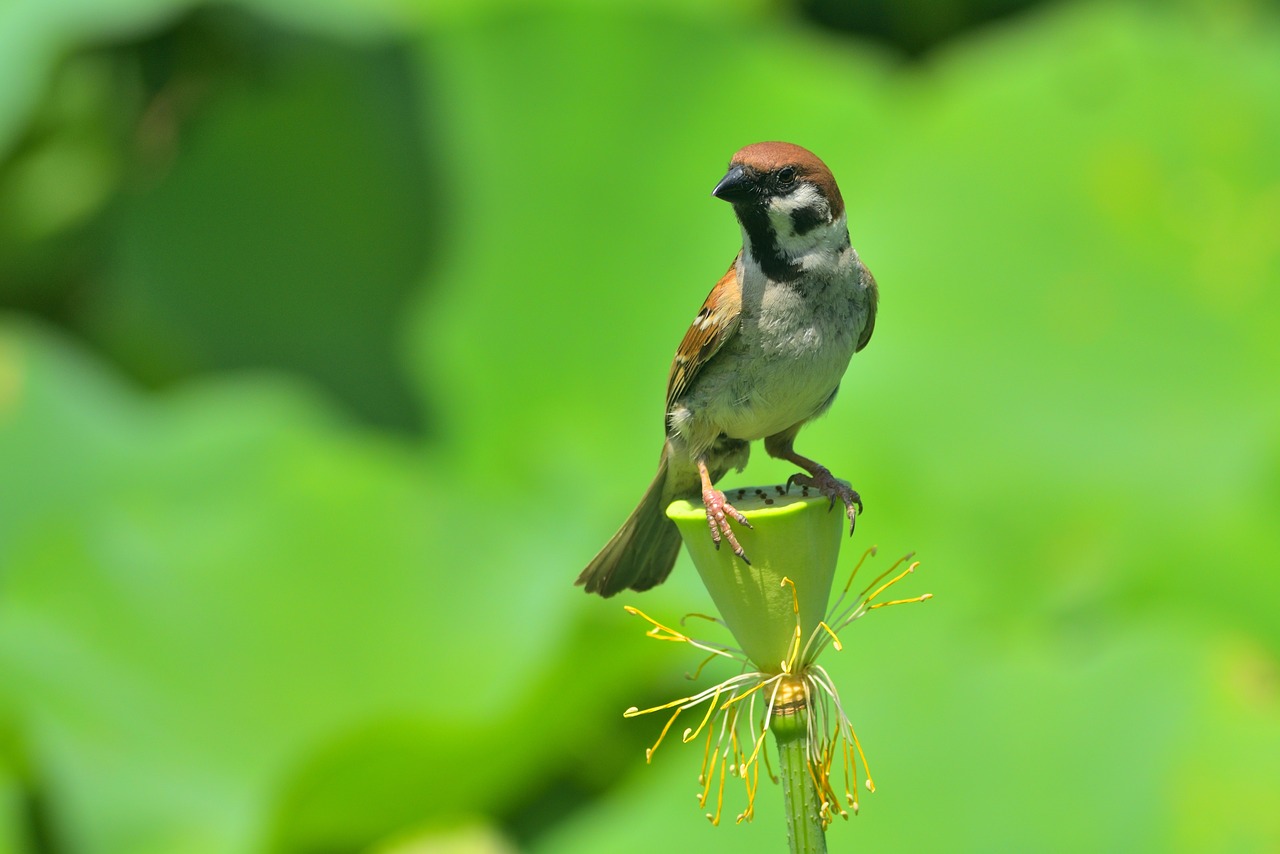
764, 431, 862, 534
698, 457, 752, 564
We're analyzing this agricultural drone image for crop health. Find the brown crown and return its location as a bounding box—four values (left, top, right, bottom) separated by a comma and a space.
729, 141, 844, 217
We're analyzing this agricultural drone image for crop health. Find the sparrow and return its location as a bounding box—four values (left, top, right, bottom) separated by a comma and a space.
576, 141, 878, 598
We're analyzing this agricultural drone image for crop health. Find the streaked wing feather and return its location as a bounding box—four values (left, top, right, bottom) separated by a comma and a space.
666, 257, 743, 413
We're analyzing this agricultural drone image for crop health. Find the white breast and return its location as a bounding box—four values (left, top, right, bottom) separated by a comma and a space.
717, 276, 858, 439
669, 249, 868, 455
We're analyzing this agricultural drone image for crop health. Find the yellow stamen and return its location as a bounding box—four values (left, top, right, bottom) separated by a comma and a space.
622, 546, 926, 825
843, 728, 859, 813
645, 706, 685, 763
780, 576, 801, 615
777, 577, 806, 672
717, 674, 775, 712
712, 751, 728, 825
689, 650, 723, 680
697, 726, 714, 804
623, 606, 693, 641
857, 554, 915, 603
806, 755, 829, 824
625, 605, 738, 659
847, 719, 876, 793
762, 733, 779, 784
682, 683, 724, 744
624, 694, 698, 717
869, 592, 933, 609
736, 752, 757, 823
842, 545, 879, 594
862, 560, 921, 608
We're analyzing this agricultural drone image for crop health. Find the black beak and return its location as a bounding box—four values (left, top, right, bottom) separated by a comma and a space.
712, 164, 752, 203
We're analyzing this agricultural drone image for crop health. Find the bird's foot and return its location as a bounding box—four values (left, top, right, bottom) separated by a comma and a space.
702, 487, 752, 564
786, 466, 862, 534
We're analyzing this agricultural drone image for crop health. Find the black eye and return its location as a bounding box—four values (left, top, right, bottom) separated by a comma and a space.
777, 167, 797, 185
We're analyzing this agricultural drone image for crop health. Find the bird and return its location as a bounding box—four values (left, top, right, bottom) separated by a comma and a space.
576, 141, 878, 598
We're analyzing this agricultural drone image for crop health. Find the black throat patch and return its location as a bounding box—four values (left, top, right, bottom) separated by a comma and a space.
735, 203, 803, 282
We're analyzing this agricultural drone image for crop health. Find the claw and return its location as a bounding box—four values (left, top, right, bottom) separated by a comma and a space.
786, 467, 862, 535
702, 487, 752, 564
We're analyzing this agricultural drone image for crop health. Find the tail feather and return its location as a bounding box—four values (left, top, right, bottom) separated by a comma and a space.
577, 455, 681, 597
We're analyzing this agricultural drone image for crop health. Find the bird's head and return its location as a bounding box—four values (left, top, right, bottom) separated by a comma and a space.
712, 142, 849, 281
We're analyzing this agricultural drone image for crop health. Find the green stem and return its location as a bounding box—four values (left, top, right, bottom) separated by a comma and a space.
772, 705, 827, 854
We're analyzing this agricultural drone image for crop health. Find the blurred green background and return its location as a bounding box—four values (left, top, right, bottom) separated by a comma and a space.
1, 0, 1278, 851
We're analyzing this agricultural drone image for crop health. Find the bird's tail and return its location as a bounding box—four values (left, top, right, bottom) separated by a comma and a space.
576, 451, 682, 598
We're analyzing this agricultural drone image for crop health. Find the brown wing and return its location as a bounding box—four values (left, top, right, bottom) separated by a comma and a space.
666, 256, 743, 413
854, 257, 878, 353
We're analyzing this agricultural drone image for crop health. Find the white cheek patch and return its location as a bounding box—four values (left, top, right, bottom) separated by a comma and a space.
767, 184, 829, 239
776, 183, 824, 212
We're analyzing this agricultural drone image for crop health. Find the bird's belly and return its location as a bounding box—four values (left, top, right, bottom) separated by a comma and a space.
676, 316, 854, 446
716, 359, 843, 440
667, 276, 865, 456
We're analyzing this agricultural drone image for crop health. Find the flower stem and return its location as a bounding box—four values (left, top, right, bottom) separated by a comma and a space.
772, 703, 827, 854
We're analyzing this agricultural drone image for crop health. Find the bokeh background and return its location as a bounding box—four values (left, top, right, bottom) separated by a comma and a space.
1, 0, 1278, 851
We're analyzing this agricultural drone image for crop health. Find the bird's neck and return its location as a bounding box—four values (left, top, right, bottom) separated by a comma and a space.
739, 211, 851, 283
